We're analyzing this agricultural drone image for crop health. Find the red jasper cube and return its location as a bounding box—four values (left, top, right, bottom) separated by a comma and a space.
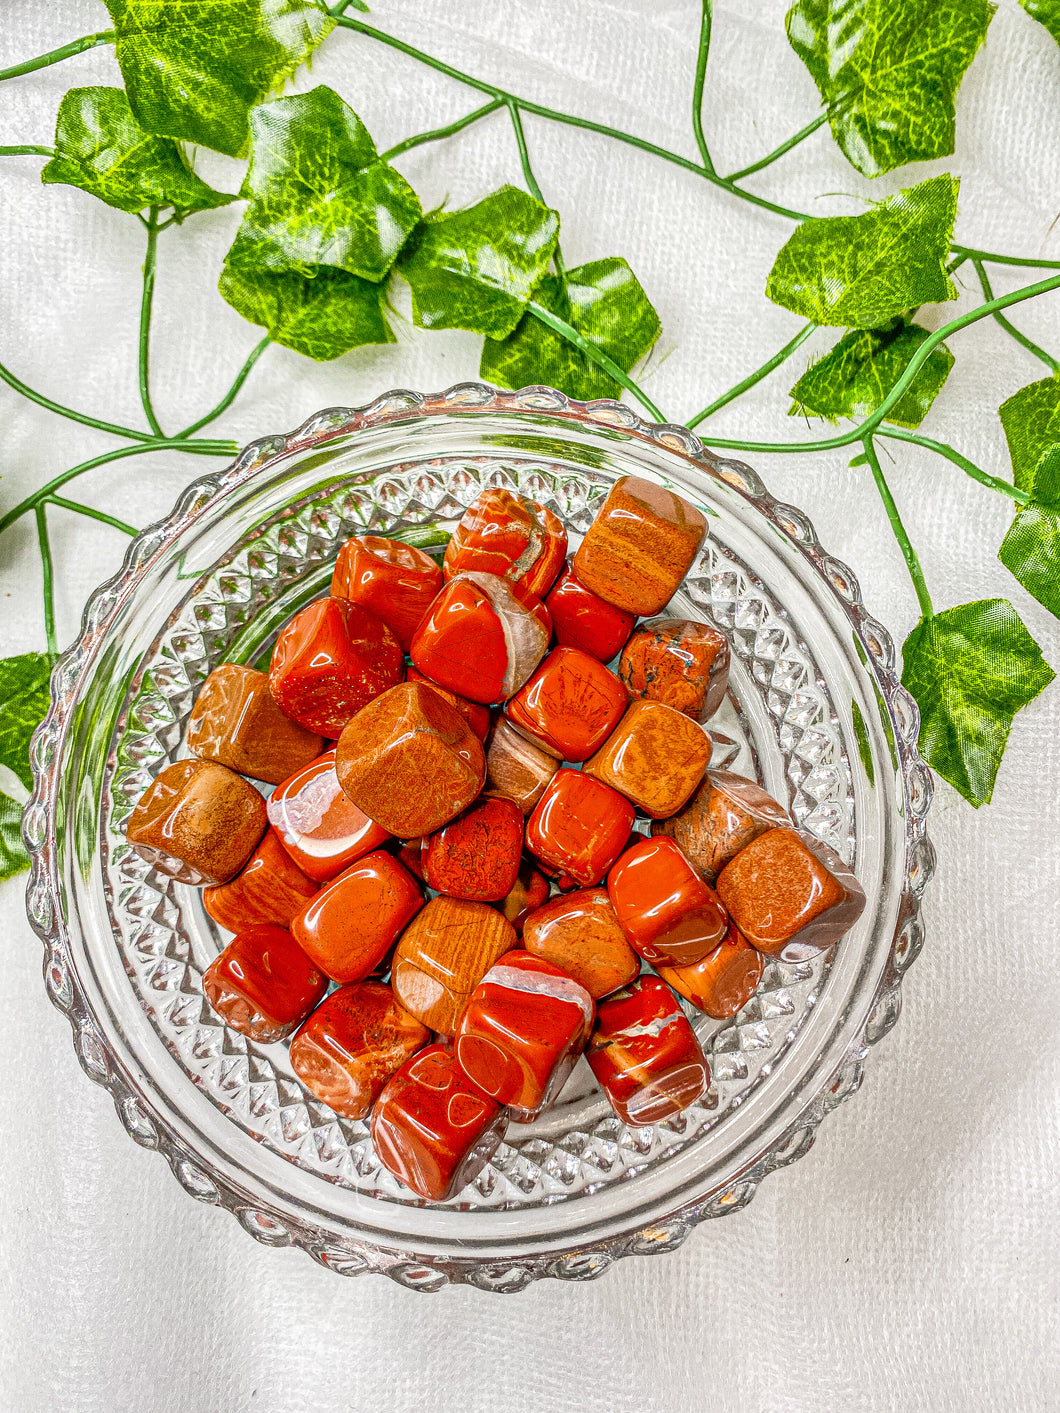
525, 768, 635, 887
186, 664, 323, 785
544, 560, 636, 663
410, 572, 551, 705
289, 980, 430, 1120
421, 794, 524, 902
587, 975, 710, 1126
504, 646, 629, 762
652, 768, 792, 885
406, 666, 491, 741
498, 860, 551, 934
125, 759, 267, 886
371, 1043, 508, 1201
443, 487, 567, 598
484, 717, 559, 814
269, 596, 404, 737
455, 951, 594, 1118
331, 534, 443, 652
202, 924, 327, 1044
656, 921, 764, 1019
203, 827, 318, 932
521, 887, 640, 1000
618, 617, 730, 721
607, 835, 728, 966
290, 849, 422, 983
267, 749, 389, 883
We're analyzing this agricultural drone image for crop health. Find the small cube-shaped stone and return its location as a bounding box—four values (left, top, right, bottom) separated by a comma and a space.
544, 560, 636, 663
391, 896, 516, 1035
498, 861, 551, 934
505, 646, 629, 762
422, 794, 524, 902
522, 887, 640, 999
126, 758, 267, 885
652, 768, 792, 884
371, 1043, 508, 1202
455, 952, 594, 1118
484, 717, 559, 814
618, 618, 729, 722
267, 748, 390, 882
269, 596, 405, 737
289, 980, 430, 1119
290, 850, 423, 982
716, 827, 866, 961
607, 835, 729, 966
187, 664, 324, 785
525, 768, 635, 887
587, 975, 710, 1126
573, 475, 706, 616
584, 699, 710, 818
203, 827, 318, 932
656, 922, 764, 1019
334, 682, 485, 837
406, 666, 491, 741
202, 924, 327, 1043
331, 535, 443, 652
443, 487, 567, 598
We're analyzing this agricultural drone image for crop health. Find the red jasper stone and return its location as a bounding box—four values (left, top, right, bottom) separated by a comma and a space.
125, 759, 267, 886
525, 768, 635, 887
521, 887, 640, 999
498, 860, 551, 935
289, 980, 430, 1120
583, 698, 711, 819
587, 975, 710, 1126
202, 924, 327, 1044
410, 572, 551, 705
269, 596, 405, 737
422, 794, 524, 902
267, 749, 389, 883
443, 487, 567, 598
186, 664, 324, 785
397, 837, 426, 880
504, 646, 629, 762
484, 717, 559, 814
203, 827, 318, 932
406, 666, 491, 742
455, 951, 594, 1118
390, 896, 516, 1036
618, 617, 730, 721
331, 535, 443, 652
290, 849, 422, 983
544, 560, 636, 663
607, 835, 729, 966
652, 768, 791, 885
656, 922, 764, 1019
371, 1043, 508, 1201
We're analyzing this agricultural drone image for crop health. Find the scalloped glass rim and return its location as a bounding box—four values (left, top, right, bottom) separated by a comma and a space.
23, 383, 935, 1292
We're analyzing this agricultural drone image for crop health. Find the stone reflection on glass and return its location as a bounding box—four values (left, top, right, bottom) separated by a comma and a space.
202, 924, 327, 1044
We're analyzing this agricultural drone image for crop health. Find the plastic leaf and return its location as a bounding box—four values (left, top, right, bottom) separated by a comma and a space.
480, 258, 661, 400
999, 377, 1060, 493
790, 320, 953, 427
998, 444, 1060, 618
41, 87, 234, 217
103, 0, 335, 158
766, 174, 959, 328
901, 599, 1054, 805
218, 263, 394, 360
787, 0, 995, 178
1021, 0, 1060, 46
0, 652, 54, 791
0, 794, 28, 882
397, 186, 560, 339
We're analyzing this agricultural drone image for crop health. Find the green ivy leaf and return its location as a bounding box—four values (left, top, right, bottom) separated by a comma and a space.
789, 319, 954, 427
997, 444, 1060, 618
0, 653, 53, 791
901, 599, 1054, 805
218, 262, 394, 360
787, 0, 995, 178
1021, 0, 1060, 45
227, 87, 421, 282
998, 376, 1060, 493
397, 186, 560, 339
41, 88, 234, 217
0, 794, 28, 882
766, 174, 959, 328
479, 258, 661, 399
103, 0, 335, 158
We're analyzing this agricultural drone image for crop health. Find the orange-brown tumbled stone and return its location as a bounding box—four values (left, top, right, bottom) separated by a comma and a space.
390, 895, 516, 1035
126, 759, 267, 885
186, 664, 324, 786
652, 768, 792, 883
656, 922, 764, 1019
499, 860, 551, 934
618, 618, 730, 721
584, 699, 710, 818
573, 475, 706, 616
522, 887, 640, 999
334, 682, 485, 837
484, 716, 559, 814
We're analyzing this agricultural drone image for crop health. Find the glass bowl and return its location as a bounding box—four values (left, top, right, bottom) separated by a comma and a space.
23, 383, 935, 1292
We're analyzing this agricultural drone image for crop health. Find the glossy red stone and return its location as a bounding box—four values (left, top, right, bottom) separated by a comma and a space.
587, 975, 710, 1126
203, 827, 318, 932
607, 835, 729, 966
618, 617, 730, 721
202, 924, 327, 1044
443, 487, 567, 597
455, 951, 594, 1118
504, 646, 629, 762
421, 794, 524, 902
584, 698, 711, 819
125, 759, 268, 885
267, 749, 389, 882
651, 768, 792, 884
656, 922, 764, 1019
410, 572, 551, 705
544, 560, 636, 663
406, 666, 491, 741
269, 596, 405, 737
498, 860, 551, 934
290, 850, 423, 983
390, 896, 516, 1036
484, 717, 559, 813
186, 664, 324, 785
331, 535, 443, 651
525, 768, 635, 887
371, 1043, 508, 1201
289, 981, 430, 1120
521, 887, 640, 999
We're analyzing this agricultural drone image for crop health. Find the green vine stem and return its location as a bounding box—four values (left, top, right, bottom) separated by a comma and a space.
0, 357, 164, 443
526, 300, 666, 421
506, 99, 547, 206
877, 427, 1031, 504
34, 503, 57, 656
692, 0, 716, 176
0, 144, 57, 158
378, 99, 503, 163
687, 321, 816, 426
860, 436, 934, 620
45, 494, 138, 535
0, 31, 114, 84
176, 336, 272, 438
138, 208, 165, 438
725, 112, 830, 183
971, 257, 1060, 374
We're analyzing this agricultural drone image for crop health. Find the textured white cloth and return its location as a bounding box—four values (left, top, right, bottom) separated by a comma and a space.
1, 2, 1058, 1409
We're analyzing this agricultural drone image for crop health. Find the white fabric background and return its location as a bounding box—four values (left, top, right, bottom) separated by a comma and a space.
1, 2, 1058, 1409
